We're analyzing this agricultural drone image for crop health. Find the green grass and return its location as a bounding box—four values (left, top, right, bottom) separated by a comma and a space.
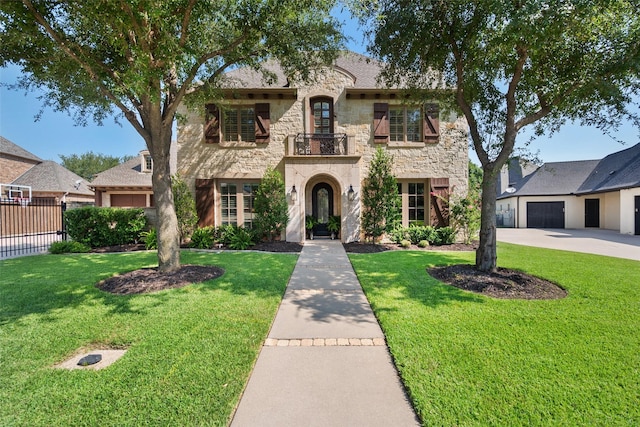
0, 250, 297, 426
349, 243, 640, 426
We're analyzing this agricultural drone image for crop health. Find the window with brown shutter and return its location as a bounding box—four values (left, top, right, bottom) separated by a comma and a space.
423, 103, 440, 143
255, 103, 270, 143
373, 103, 390, 143
195, 179, 216, 226
204, 104, 220, 144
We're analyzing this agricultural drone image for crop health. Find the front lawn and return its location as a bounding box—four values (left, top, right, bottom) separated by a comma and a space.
349, 243, 640, 425
0, 251, 297, 426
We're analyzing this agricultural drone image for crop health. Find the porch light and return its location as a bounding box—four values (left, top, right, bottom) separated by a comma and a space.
348, 185, 355, 201
290, 185, 297, 202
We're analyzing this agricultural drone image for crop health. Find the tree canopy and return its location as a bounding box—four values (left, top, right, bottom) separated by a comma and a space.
360, 0, 640, 271
1, 0, 343, 271
59, 151, 133, 181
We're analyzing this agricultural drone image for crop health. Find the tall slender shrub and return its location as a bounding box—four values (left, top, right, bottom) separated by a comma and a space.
172, 174, 198, 244
361, 147, 400, 243
254, 167, 289, 242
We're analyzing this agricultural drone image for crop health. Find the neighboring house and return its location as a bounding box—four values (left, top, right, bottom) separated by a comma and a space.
0, 136, 93, 204
177, 51, 469, 242
91, 150, 155, 208
497, 142, 640, 235
495, 158, 540, 227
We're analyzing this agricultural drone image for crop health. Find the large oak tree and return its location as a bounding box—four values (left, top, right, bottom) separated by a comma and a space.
359, 0, 640, 271
1, 0, 343, 271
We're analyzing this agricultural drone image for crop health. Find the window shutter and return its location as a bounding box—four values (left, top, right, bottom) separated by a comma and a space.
204, 104, 220, 144
430, 178, 449, 227
255, 103, 270, 143
373, 103, 389, 143
195, 179, 216, 227
423, 103, 440, 143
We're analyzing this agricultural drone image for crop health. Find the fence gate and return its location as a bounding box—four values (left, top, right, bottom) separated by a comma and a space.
0, 199, 66, 259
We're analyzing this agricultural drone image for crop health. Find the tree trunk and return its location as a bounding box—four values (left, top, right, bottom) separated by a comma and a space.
148, 125, 180, 273
475, 167, 499, 272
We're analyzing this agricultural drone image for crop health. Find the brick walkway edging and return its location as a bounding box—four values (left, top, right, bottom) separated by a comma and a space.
264, 338, 386, 347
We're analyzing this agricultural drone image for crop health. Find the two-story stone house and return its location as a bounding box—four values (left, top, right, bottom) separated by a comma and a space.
177, 51, 468, 243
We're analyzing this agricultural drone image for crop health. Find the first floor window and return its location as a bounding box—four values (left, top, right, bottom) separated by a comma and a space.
220, 181, 260, 227
224, 107, 255, 142
397, 181, 428, 226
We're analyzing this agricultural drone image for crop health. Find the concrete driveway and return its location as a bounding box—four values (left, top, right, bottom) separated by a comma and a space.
497, 228, 640, 261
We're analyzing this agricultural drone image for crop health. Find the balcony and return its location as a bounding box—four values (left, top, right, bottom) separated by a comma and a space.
291, 133, 349, 156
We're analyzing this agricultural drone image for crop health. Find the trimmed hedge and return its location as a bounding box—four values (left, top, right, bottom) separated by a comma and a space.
64, 207, 148, 248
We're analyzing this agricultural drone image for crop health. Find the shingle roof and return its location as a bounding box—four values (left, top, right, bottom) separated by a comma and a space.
576, 143, 640, 194
499, 160, 600, 198
0, 136, 42, 162
11, 161, 93, 195
222, 51, 387, 89
91, 156, 152, 188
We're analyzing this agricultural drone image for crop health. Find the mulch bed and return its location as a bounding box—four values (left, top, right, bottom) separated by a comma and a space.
428, 264, 567, 300
97, 265, 224, 295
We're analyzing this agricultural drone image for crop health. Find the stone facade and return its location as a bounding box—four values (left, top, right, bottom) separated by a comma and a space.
177, 52, 469, 242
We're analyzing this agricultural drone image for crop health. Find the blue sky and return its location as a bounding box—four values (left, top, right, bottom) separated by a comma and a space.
1, 9, 638, 164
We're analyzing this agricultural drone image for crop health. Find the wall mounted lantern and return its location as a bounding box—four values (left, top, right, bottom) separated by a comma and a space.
347, 185, 355, 202
290, 185, 297, 202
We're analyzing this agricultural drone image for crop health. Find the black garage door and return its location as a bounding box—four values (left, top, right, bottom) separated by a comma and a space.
527, 202, 565, 228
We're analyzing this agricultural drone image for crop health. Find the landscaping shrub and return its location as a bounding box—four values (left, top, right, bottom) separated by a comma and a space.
228, 226, 256, 250
254, 167, 288, 242
407, 224, 436, 244
389, 226, 409, 244
189, 226, 216, 249
173, 174, 198, 243
400, 239, 412, 248
49, 240, 90, 254
433, 226, 457, 245
64, 207, 147, 247
418, 240, 429, 248
141, 228, 158, 250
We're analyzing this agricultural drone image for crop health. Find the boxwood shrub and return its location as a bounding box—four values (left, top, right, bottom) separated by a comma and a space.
64, 207, 148, 248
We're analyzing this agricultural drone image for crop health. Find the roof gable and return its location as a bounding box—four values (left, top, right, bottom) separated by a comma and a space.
12, 161, 93, 195
576, 143, 640, 193
91, 156, 152, 187
0, 136, 42, 163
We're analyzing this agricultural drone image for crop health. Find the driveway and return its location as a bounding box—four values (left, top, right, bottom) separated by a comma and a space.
496, 228, 640, 261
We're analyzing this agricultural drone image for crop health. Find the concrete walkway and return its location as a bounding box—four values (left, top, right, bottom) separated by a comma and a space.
497, 228, 640, 261
230, 239, 419, 426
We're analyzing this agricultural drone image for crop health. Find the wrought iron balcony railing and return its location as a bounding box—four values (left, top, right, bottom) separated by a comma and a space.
294, 133, 347, 155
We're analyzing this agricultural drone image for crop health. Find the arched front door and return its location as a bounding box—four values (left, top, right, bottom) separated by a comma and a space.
312, 183, 333, 237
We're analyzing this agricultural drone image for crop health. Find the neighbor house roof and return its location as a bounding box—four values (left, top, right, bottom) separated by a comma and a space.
91, 156, 152, 188
498, 160, 600, 198
576, 143, 640, 194
222, 51, 388, 90
11, 160, 93, 195
0, 135, 42, 162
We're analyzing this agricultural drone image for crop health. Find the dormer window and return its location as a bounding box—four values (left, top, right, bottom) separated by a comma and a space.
140, 151, 153, 172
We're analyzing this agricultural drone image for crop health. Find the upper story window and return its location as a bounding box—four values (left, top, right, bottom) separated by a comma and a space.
390, 107, 422, 142
140, 151, 153, 172
374, 103, 439, 144
224, 107, 255, 142
311, 97, 333, 134
204, 103, 270, 144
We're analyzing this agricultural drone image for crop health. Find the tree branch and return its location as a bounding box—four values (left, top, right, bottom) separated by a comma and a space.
179, 0, 197, 47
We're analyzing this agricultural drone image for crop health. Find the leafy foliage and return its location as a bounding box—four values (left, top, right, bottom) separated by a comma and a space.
49, 240, 90, 254
59, 151, 133, 181
189, 226, 216, 249
228, 227, 257, 250
361, 147, 400, 243
254, 167, 288, 242
64, 207, 147, 247
172, 174, 197, 244
141, 228, 158, 250
450, 196, 481, 244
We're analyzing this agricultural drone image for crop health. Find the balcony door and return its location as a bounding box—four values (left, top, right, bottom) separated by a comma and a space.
311, 97, 334, 134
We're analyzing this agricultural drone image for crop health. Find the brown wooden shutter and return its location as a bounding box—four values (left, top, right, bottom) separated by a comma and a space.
373, 103, 389, 143
423, 103, 440, 143
255, 103, 270, 143
204, 104, 220, 144
430, 178, 449, 227
195, 179, 216, 227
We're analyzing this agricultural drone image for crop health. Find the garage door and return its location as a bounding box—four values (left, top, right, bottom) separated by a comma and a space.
527, 202, 565, 228
110, 194, 147, 207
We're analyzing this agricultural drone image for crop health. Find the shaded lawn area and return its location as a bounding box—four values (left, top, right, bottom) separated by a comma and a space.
0, 251, 297, 426
349, 243, 640, 426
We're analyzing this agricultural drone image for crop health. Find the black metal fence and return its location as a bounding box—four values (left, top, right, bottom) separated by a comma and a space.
0, 199, 66, 259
